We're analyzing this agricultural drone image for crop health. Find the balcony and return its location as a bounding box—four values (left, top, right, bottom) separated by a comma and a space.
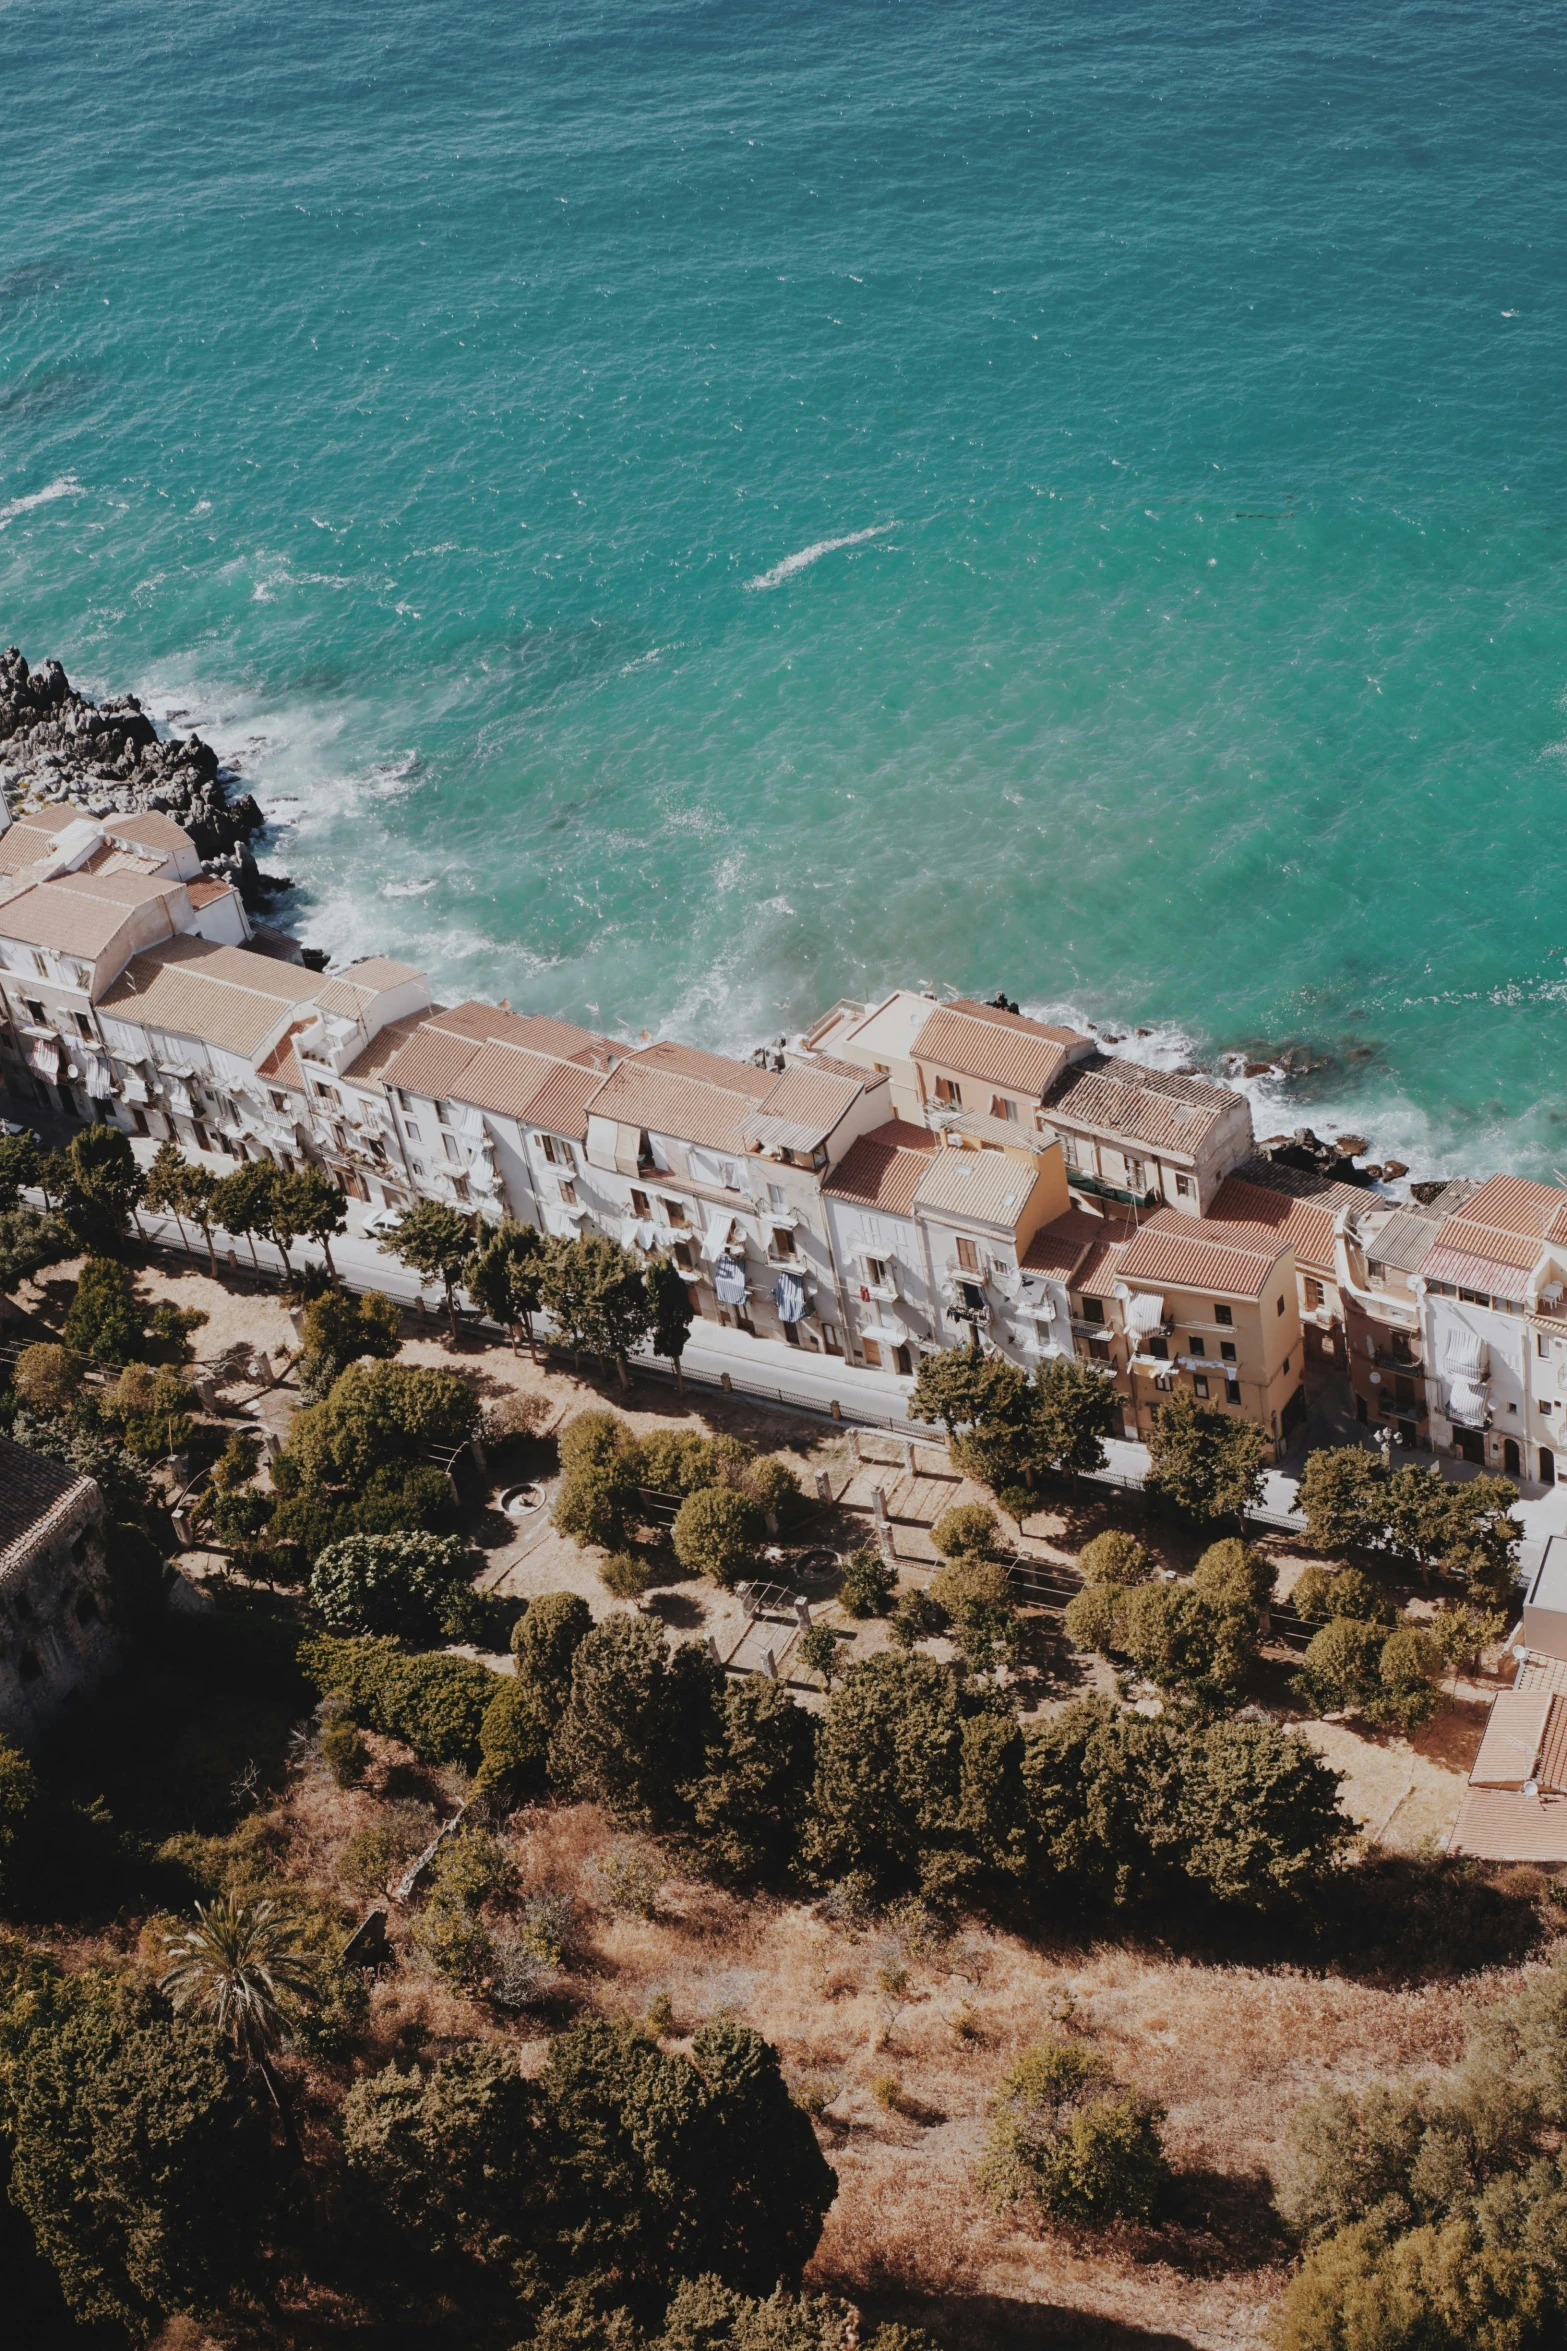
1065, 1168, 1159, 1209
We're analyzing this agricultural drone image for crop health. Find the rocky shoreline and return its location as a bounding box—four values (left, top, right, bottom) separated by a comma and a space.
0, 645, 287, 911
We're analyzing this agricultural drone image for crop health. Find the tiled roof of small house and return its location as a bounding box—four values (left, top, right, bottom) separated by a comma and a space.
822, 1120, 938, 1216
1116, 1208, 1291, 1301
0, 1434, 97, 1576
98, 933, 320, 1054
910, 998, 1088, 1099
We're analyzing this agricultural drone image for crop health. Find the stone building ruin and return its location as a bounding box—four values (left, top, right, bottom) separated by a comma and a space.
0, 1432, 118, 1746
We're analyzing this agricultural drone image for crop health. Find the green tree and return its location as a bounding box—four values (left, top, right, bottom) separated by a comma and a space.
62, 1255, 144, 1364
549, 1616, 718, 1824
1291, 1563, 1393, 1624
0, 1127, 40, 1207
511, 1590, 595, 1728
692, 1674, 819, 1882
465, 1218, 548, 1355
310, 1529, 472, 1644
802, 1650, 1024, 1902
0, 1737, 39, 1901
534, 2016, 836, 2303
1177, 1719, 1352, 1906
796, 1622, 841, 1687
838, 1549, 896, 1618
1295, 1616, 1386, 1715
342, 2040, 535, 2274
143, 1145, 220, 1276
282, 1165, 347, 1279
0, 1204, 72, 1295
1437, 1474, 1524, 1603
390, 1199, 476, 1328
1145, 1386, 1268, 1524
300, 1632, 499, 1767
1063, 1580, 1127, 1656
160, 1892, 317, 2123
908, 1340, 1008, 1438
554, 1418, 641, 1549
1120, 1579, 1259, 1704
646, 1251, 696, 1391
12, 1339, 83, 1416
61, 1122, 144, 1252
1374, 1626, 1444, 1730
1299, 1445, 1386, 1555
298, 1285, 402, 1399
1429, 1600, 1509, 1689
656, 2278, 869, 2351
979, 2036, 1169, 2224
541, 1232, 654, 1385
672, 1484, 765, 1584
476, 1677, 553, 1806
206, 1159, 276, 1273
1192, 1536, 1276, 1611
8, 1982, 277, 2334
930, 1501, 1000, 1560
284, 1357, 479, 1488
1030, 1352, 1122, 1480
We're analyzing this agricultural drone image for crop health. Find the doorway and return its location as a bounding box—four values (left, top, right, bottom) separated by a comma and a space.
1504, 1437, 1521, 1478
1455, 1428, 1485, 1465
1542, 1447, 1556, 1487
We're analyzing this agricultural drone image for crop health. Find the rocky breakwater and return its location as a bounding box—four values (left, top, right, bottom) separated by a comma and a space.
0, 646, 270, 889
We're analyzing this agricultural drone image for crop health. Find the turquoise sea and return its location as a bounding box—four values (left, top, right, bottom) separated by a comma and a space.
4, 0, 1567, 1177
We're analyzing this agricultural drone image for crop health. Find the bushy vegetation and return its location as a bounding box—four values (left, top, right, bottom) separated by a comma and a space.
1298, 1446, 1522, 1601
552, 1408, 801, 1573
980, 2034, 1170, 2223
910, 1343, 1120, 1488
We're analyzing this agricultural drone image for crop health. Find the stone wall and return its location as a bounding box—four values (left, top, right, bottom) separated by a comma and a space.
0, 1433, 119, 1747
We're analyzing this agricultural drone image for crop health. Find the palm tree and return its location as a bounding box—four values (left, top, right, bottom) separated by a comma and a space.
160, 1892, 317, 2142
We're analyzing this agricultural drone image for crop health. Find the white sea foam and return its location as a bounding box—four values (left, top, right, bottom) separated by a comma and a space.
0, 473, 85, 528
743, 522, 895, 592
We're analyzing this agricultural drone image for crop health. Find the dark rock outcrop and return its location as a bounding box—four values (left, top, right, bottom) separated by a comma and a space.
0, 645, 264, 861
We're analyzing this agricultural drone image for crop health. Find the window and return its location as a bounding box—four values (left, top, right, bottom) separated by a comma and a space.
444, 1131, 462, 1164
437, 1102, 455, 1130
410, 1159, 426, 1177
270, 1091, 288, 1113
1459, 1286, 1486, 1306
864, 1256, 887, 1287
1276, 1295, 1286, 1316
1060, 1134, 1079, 1168
1193, 1374, 1210, 1398
861, 1337, 883, 1367
452, 1175, 470, 1203
1281, 1354, 1290, 1376
558, 1180, 577, 1207
403, 1119, 422, 1142
768, 1182, 786, 1210
934, 1076, 962, 1107
1082, 1295, 1105, 1324
1305, 1277, 1325, 1309
1220, 1341, 1237, 1364
1175, 1173, 1193, 1199
74, 1011, 93, 1039
541, 1133, 571, 1167
1186, 1334, 1204, 1356
1148, 1336, 1169, 1361
663, 1198, 688, 1227
673, 1240, 694, 1270
1226, 1378, 1240, 1403
24, 998, 45, 1025
31, 952, 47, 979
772, 1225, 797, 1259
1125, 1157, 1145, 1192
630, 1188, 651, 1218
955, 1236, 980, 1271
1214, 1302, 1233, 1326
1540, 1333, 1551, 1358
958, 1281, 985, 1314
873, 1061, 890, 1076
990, 1094, 1018, 1123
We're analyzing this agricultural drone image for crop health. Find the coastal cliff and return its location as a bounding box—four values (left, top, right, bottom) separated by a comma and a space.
0, 645, 267, 882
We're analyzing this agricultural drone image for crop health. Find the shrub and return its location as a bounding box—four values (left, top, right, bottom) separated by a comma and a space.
555, 1453, 640, 1552
888, 1589, 946, 1648
930, 1553, 1011, 1617
321, 1718, 368, 1787
931, 1502, 1000, 1561
0, 1737, 40, 1900
672, 1485, 764, 1584
341, 1822, 420, 1897
601, 1551, 652, 1600
747, 1457, 801, 1523
797, 1624, 840, 1687
511, 1591, 595, 1728
12, 1341, 82, 1415
298, 1287, 401, 1399
286, 1359, 479, 1489
299, 1633, 500, 1768
1372, 1626, 1443, 1730
476, 1677, 551, 1805
559, 1409, 634, 1475
439, 1580, 523, 1650
1077, 1529, 1155, 1586
342, 2040, 534, 2269
1063, 1580, 1126, 1655
839, 1549, 896, 1617
594, 1840, 667, 1918
979, 2035, 1169, 2223
310, 1530, 471, 1645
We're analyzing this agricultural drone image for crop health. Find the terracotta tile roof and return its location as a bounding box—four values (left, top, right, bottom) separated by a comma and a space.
1432, 1215, 1543, 1271
913, 1145, 1040, 1228
0, 807, 80, 873
375, 1025, 486, 1102
186, 878, 236, 909
1022, 1208, 1123, 1279
338, 1006, 449, 1094
314, 957, 427, 1015
1423, 1246, 1534, 1303
582, 1041, 774, 1153
1075, 1228, 1133, 1299
1537, 1694, 1567, 1794
103, 811, 194, 857
1459, 1174, 1567, 1242
911, 999, 1088, 1098
1470, 1690, 1554, 1787
1117, 1207, 1290, 1300
740, 1064, 865, 1153
98, 933, 320, 1055
256, 1024, 309, 1093
798, 1050, 874, 1084
1046, 1058, 1240, 1156
0, 870, 185, 959
823, 1119, 938, 1216
507, 1058, 606, 1143
1210, 1176, 1339, 1280
418, 1000, 617, 1068
1448, 1785, 1567, 1862
0, 1432, 98, 1573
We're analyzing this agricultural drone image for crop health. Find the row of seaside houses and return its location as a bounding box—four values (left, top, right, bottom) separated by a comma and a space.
2, 799, 1564, 1481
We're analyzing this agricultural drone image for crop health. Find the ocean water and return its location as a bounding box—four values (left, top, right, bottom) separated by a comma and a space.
4, 0, 1567, 1179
